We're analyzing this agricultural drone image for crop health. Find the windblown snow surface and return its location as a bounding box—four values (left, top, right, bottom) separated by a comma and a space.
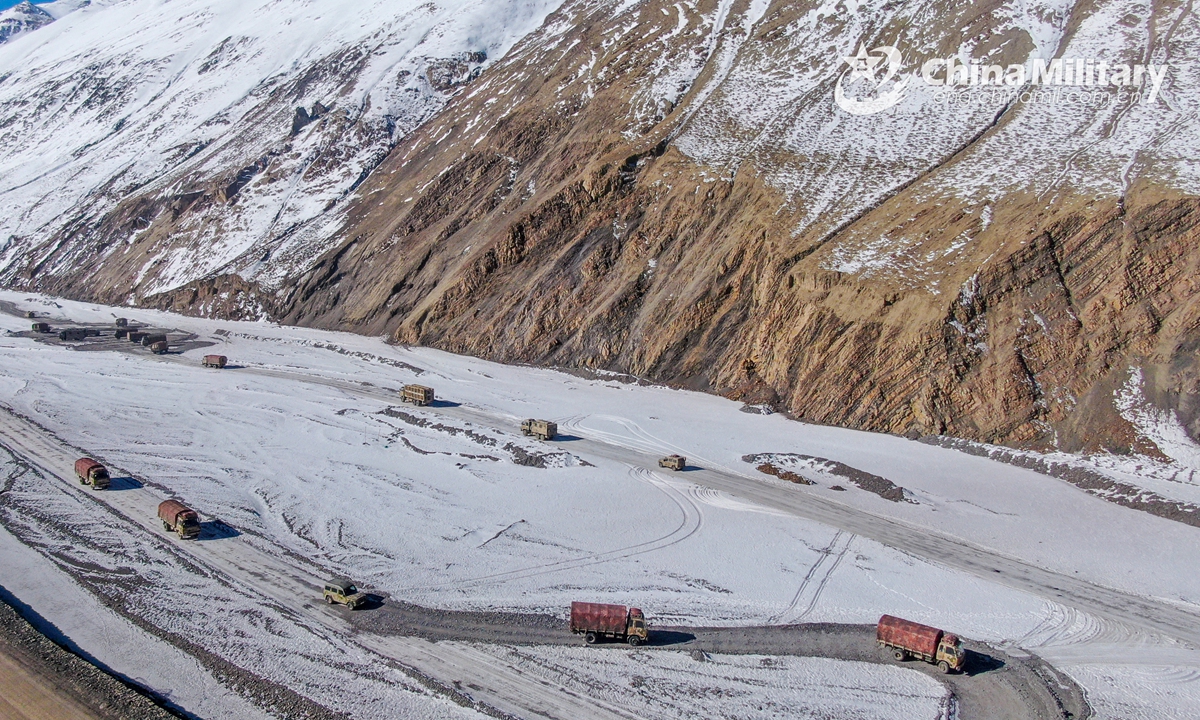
0, 292, 1196, 718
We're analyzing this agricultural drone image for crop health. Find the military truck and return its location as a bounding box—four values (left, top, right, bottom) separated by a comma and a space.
58, 328, 89, 341
150, 340, 169, 355
323, 579, 368, 609
24, 311, 36, 319
400, 384, 435, 406
570, 602, 649, 646
128, 331, 147, 343
74, 458, 110, 490
115, 328, 130, 339
202, 354, 227, 368
31, 322, 50, 333
114, 318, 128, 328
521, 419, 557, 440
140, 333, 168, 347
158, 500, 201, 540
877, 615, 965, 673
658, 454, 686, 471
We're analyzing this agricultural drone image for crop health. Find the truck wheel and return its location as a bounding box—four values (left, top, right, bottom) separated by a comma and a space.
325, 596, 334, 604
938, 660, 950, 674
162, 521, 171, 532
893, 650, 906, 662
627, 636, 641, 647
584, 632, 597, 645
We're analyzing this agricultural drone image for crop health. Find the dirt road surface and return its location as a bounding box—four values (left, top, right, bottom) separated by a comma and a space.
0, 594, 175, 720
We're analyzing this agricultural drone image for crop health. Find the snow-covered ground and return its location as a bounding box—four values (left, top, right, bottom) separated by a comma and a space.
460, 643, 954, 720
0, 291, 1197, 719
0, 522, 273, 719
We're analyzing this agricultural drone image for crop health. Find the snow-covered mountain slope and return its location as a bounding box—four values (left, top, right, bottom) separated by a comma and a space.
0, 0, 1197, 453
0, 1, 89, 43
0, 0, 564, 298
0, 1, 53, 44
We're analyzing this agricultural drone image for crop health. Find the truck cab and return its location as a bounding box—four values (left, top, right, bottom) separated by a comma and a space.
936, 634, 965, 672
323, 579, 367, 609
626, 608, 648, 645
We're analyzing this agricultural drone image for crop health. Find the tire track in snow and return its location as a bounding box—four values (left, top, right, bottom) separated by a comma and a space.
0, 404, 642, 720
401, 466, 704, 591
767, 530, 854, 625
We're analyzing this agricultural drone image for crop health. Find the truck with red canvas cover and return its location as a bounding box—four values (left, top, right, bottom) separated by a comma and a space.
158, 500, 201, 540
570, 602, 649, 646
74, 458, 110, 490
203, 355, 227, 368
877, 615, 964, 673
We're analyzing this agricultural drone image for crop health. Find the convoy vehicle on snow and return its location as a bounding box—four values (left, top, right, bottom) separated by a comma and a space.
115, 328, 129, 339
31, 322, 50, 333
203, 355, 227, 369
400, 384, 435, 406
570, 602, 649, 646
74, 458, 110, 490
521, 419, 557, 440
877, 615, 964, 673
58, 328, 88, 341
150, 341, 169, 354
128, 331, 147, 343
158, 500, 201, 540
115, 318, 128, 327
658, 454, 686, 471
140, 333, 168, 347
323, 579, 367, 609
24, 311, 35, 319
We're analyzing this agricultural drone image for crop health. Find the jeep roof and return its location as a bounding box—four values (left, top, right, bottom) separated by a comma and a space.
327, 578, 357, 593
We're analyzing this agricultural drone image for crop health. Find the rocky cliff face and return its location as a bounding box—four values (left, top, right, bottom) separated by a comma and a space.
1, 0, 1198, 454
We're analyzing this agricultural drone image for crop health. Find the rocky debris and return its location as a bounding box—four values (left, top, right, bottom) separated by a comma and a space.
744, 454, 908, 503
425, 51, 487, 92
291, 102, 330, 136
754, 462, 814, 485
920, 435, 1200, 528
0, 596, 181, 720
378, 407, 582, 467
504, 442, 549, 468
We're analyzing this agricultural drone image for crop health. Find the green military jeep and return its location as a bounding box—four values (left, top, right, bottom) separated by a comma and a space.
323, 578, 368, 609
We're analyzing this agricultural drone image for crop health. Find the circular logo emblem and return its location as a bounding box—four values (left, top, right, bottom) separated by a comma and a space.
835, 44, 909, 116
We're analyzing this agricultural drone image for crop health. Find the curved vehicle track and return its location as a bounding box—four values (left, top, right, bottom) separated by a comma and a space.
0, 399, 1083, 719
0, 312, 1106, 719
398, 465, 704, 593
352, 601, 1089, 720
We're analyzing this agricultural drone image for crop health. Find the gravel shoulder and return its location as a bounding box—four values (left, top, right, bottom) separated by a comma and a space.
0, 593, 178, 720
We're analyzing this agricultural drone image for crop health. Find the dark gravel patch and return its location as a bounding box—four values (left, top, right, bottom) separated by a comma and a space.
744, 453, 909, 502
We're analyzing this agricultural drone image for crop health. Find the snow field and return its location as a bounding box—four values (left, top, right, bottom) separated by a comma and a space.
2, 292, 1200, 718
0, 521, 273, 720
458, 643, 954, 720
